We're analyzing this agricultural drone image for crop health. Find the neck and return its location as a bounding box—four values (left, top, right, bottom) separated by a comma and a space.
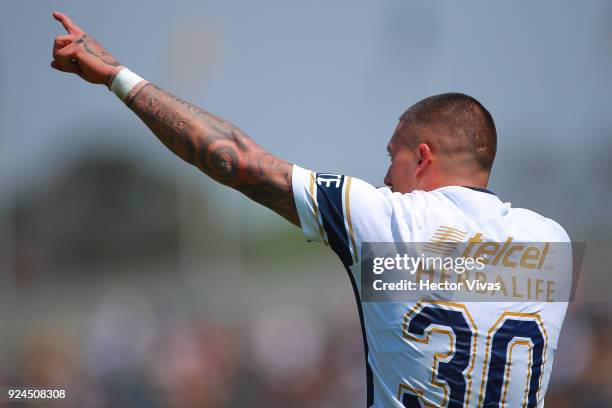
418, 174, 489, 192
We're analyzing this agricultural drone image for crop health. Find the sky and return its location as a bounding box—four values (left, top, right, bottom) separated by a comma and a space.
1, 0, 611, 235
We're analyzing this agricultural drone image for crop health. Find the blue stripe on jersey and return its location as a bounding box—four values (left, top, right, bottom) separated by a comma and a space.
317, 173, 372, 404
345, 265, 374, 407
315, 173, 353, 266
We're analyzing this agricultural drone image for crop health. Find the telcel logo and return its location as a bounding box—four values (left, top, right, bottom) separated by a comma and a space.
461, 233, 550, 270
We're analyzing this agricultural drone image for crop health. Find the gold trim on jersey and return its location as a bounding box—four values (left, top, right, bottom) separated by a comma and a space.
476, 312, 548, 408
344, 176, 358, 264
500, 339, 533, 408
397, 384, 424, 404
308, 171, 328, 246
400, 300, 478, 408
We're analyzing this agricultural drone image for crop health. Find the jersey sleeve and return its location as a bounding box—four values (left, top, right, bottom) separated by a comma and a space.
292, 164, 392, 266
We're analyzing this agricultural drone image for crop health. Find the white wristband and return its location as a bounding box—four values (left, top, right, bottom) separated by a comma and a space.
110, 68, 145, 102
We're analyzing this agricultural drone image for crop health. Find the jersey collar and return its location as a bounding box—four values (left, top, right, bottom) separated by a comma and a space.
463, 186, 496, 196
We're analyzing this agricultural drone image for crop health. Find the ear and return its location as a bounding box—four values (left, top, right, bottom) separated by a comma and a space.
415, 142, 432, 175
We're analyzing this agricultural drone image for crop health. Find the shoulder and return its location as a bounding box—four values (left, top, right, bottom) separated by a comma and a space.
374, 186, 453, 208
507, 206, 571, 242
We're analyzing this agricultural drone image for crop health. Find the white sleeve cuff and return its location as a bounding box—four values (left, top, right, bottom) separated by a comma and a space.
292, 164, 322, 242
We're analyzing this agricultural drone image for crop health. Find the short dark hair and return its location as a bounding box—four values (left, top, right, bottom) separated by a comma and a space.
399, 92, 497, 172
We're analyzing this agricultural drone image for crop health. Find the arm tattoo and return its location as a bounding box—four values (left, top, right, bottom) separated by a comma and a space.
76, 34, 120, 66
126, 83, 299, 225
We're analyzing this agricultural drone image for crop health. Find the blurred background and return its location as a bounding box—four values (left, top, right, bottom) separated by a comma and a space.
1, 0, 611, 407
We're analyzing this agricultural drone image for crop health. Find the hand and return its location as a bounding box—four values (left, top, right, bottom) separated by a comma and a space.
51, 12, 123, 86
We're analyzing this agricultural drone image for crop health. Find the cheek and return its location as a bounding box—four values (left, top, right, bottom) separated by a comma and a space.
390, 162, 401, 180
391, 156, 416, 191
393, 157, 409, 176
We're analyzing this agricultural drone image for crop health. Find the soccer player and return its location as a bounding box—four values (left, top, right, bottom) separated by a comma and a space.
51, 12, 571, 407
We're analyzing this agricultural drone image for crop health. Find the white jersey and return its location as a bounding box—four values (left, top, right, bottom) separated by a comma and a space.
292, 165, 571, 408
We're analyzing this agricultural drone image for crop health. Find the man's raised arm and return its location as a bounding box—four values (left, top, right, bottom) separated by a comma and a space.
50, 12, 299, 225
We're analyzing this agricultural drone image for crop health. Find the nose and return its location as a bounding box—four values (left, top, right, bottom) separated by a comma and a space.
384, 168, 392, 187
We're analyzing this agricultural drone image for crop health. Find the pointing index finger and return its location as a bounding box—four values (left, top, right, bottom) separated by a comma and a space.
52, 12, 83, 35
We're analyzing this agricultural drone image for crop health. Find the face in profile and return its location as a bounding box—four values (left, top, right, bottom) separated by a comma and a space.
384, 120, 425, 194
